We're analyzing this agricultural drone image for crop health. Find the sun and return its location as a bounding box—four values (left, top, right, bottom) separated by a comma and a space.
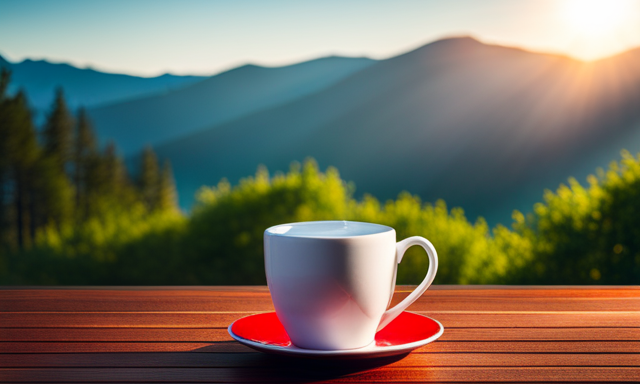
562, 0, 633, 37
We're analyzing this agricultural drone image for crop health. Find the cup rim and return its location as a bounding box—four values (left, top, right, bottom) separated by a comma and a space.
265, 220, 394, 239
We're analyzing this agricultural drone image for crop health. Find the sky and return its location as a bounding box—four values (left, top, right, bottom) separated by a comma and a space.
1, 0, 639, 77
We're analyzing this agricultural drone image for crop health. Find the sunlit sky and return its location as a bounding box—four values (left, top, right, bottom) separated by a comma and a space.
1, 0, 639, 77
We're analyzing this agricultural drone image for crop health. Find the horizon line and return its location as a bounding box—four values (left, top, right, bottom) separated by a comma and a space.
1, 34, 637, 79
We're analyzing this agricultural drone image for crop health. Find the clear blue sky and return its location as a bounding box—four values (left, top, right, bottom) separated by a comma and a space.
1, 0, 639, 77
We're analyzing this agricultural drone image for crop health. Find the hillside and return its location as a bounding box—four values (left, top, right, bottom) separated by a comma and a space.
0, 54, 204, 118
156, 37, 640, 224
88, 56, 375, 154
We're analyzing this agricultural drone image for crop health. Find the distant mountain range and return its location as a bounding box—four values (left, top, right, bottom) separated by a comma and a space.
4, 37, 640, 224
0, 53, 204, 119
154, 37, 640, 224
88, 57, 375, 154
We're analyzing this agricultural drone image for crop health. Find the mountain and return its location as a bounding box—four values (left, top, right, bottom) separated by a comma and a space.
156, 37, 640, 224
0, 53, 205, 118
88, 56, 376, 154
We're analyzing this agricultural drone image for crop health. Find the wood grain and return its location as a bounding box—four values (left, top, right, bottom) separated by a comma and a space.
2, 352, 640, 368
3, 341, 640, 353
3, 286, 640, 312
3, 327, 640, 342
1, 286, 637, 383
5, 296, 640, 312
3, 311, 639, 328
2, 367, 640, 382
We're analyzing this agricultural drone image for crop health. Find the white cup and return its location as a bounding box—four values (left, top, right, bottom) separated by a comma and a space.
264, 220, 438, 350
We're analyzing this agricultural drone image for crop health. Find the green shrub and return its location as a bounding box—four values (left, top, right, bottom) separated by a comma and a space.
5, 152, 640, 285
1, 203, 185, 284
509, 151, 640, 284
178, 159, 521, 284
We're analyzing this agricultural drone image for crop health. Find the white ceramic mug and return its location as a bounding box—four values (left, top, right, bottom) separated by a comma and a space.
264, 220, 438, 350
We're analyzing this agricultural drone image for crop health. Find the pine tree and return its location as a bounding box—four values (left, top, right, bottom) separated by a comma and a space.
138, 146, 160, 211
73, 107, 98, 217
30, 154, 74, 232
34, 88, 75, 230
104, 142, 126, 194
0, 87, 40, 249
0, 68, 8, 100
0, 69, 12, 247
11, 92, 39, 248
157, 160, 178, 211
43, 88, 74, 173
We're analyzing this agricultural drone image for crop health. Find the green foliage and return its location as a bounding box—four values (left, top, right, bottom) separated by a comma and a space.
3, 205, 184, 284
508, 151, 640, 284
31, 155, 75, 231
0, 77, 43, 249
3, 72, 640, 285
43, 88, 74, 170
157, 161, 178, 212
7, 151, 640, 285
350, 193, 521, 284
0, 73, 180, 283
6, 159, 519, 285
184, 161, 350, 284
125, 159, 523, 285
73, 107, 98, 218
137, 146, 176, 212
102, 142, 135, 200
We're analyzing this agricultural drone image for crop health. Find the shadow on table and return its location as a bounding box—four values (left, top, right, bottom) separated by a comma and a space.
193, 343, 409, 382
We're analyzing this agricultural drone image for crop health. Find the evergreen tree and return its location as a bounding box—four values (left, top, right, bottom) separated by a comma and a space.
0, 86, 40, 249
30, 154, 74, 233
0, 69, 12, 247
0, 68, 8, 100
73, 107, 98, 217
43, 88, 74, 172
157, 160, 178, 211
81, 152, 107, 218
104, 142, 127, 194
138, 146, 160, 211
11, 92, 39, 248
35, 88, 75, 230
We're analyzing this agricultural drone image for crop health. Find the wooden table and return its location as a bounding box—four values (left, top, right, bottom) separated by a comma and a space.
1, 286, 639, 383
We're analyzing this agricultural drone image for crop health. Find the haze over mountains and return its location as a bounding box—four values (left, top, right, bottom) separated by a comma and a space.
0, 53, 204, 118
5, 37, 640, 224
155, 37, 640, 224
88, 57, 375, 153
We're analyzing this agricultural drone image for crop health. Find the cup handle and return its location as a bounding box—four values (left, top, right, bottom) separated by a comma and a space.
377, 236, 438, 332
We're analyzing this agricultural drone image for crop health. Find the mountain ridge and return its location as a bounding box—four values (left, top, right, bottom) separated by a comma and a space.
0, 53, 206, 119
155, 37, 640, 224
88, 55, 376, 154
5, 37, 640, 225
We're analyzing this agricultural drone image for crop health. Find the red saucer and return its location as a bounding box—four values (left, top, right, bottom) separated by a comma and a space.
228, 311, 443, 358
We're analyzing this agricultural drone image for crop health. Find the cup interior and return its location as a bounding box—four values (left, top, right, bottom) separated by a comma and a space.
265, 221, 393, 238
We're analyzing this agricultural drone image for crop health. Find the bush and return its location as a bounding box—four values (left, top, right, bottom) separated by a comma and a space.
1, 203, 185, 284
509, 151, 640, 284
175, 159, 522, 284
5, 152, 640, 285
180, 161, 351, 284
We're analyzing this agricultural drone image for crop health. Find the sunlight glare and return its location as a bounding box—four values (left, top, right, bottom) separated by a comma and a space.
562, 0, 632, 37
